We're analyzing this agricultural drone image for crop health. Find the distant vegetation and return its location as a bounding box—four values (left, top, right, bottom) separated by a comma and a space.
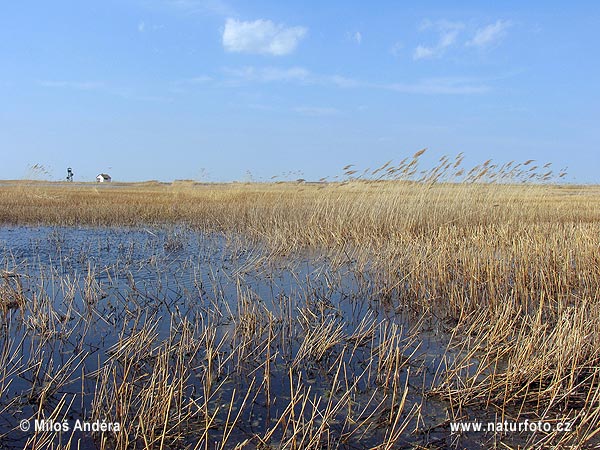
0, 153, 599, 447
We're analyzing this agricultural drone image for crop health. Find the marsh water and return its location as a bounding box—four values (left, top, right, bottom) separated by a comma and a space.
0, 226, 538, 449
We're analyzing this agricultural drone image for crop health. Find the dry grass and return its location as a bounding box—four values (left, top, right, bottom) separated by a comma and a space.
1, 154, 600, 448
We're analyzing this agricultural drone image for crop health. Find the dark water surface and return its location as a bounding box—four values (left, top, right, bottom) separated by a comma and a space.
0, 226, 539, 449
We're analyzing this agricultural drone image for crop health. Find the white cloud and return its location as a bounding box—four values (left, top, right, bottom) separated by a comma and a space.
222, 18, 307, 56
390, 41, 403, 57
467, 20, 511, 48
345, 31, 362, 45
346, 31, 361, 44
413, 20, 463, 60
137, 21, 164, 33
413, 45, 435, 60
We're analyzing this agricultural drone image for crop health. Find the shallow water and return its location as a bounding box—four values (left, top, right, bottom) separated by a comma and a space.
0, 226, 547, 449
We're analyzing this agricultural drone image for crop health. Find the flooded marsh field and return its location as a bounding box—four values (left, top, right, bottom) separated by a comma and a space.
1, 176, 600, 449
0, 226, 452, 449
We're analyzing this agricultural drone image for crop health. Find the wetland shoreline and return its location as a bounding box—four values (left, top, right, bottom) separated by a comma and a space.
1, 177, 599, 448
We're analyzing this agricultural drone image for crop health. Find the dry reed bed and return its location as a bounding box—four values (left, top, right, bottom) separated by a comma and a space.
0, 231, 426, 449
0, 163, 599, 447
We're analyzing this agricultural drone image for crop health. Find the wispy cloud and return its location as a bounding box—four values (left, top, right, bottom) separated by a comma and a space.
467, 20, 511, 48
294, 106, 340, 116
328, 74, 360, 88
222, 65, 489, 95
413, 18, 511, 59
179, 75, 213, 84
224, 66, 362, 88
224, 66, 310, 83
413, 20, 463, 60
38, 80, 105, 90
346, 31, 362, 44
222, 18, 307, 56
413, 45, 435, 60
390, 41, 404, 57
137, 21, 164, 33
385, 77, 489, 95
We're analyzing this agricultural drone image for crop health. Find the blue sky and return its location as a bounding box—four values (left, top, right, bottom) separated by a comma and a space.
1, 1, 599, 182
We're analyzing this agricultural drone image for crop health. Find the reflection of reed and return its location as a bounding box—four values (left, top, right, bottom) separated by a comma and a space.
0, 152, 596, 447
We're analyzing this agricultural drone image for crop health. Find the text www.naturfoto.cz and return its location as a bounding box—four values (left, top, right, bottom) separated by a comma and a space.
450, 420, 572, 433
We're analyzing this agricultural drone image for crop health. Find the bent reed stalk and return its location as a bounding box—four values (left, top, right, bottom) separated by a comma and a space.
0, 153, 599, 448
